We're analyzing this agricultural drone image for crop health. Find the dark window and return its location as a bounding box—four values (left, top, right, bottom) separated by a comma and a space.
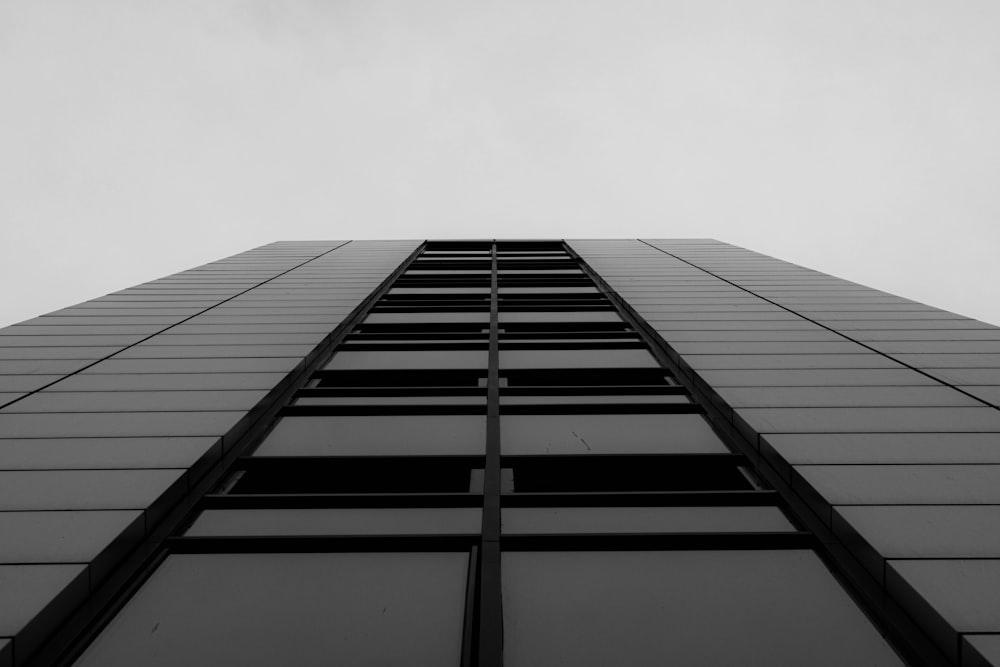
75, 553, 469, 666
325, 350, 488, 370
228, 457, 482, 494
188, 508, 482, 536
499, 312, 623, 323
364, 313, 490, 324
500, 414, 728, 455
296, 395, 487, 407
503, 455, 751, 492
256, 415, 486, 456
500, 349, 658, 369
499, 286, 599, 294
502, 550, 903, 666
501, 506, 793, 534
499, 395, 689, 406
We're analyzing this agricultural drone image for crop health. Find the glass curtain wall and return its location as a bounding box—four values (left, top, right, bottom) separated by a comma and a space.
68, 242, 905, 667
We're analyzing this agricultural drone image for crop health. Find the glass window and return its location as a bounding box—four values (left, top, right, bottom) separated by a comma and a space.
313, 369, 484, 388
390, 288, 489, 295
256, 415, 485, 456
188, 508, 482, 536
501, 414, 728, 455
499, 287, 599, 294
502, 550, 903, 667
506, 456, 749, 492
404, 270, 491, 275
499, 395, 688, 405
500, 312, 622, 323
325, 350, 488, 370
76, 552, 468, 667
230, 457, 480, 494
339, 338, 488, 346
295, 395, 486, 406
500, 349, 658, 369
499, 337, 637, 345
502, 368, 672, 388
501, 506, 793, 534
498, 269, 583, 275
364, 313, 490, 324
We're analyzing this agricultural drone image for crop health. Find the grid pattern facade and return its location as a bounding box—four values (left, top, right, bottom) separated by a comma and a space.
573, 239, 1000, 667
0, 241, 420, 666
0, 239, 998, 666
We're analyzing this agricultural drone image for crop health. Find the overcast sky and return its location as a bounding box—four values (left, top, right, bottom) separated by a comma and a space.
1, 1, 998, 329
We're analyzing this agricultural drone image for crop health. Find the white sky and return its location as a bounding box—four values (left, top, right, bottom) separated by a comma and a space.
1, 1, 998, 329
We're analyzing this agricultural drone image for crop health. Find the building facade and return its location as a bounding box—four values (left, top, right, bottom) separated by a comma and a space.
1, 239, 999, 666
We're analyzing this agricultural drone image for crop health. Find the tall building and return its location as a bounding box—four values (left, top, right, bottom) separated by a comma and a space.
0, 239, 998, 666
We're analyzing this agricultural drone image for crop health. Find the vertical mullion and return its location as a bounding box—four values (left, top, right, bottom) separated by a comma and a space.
478, 242, 502, 667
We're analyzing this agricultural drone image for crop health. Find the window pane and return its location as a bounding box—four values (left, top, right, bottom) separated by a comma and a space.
506, 457, 749, 492
501, 507, 793, 534
256, 415, 485, 456
390, 287, 489, 294
499, 395, 688, 405
231, 458, 480, 494
365, 313, 490, 324
501, 414, 728, 455
498, 338, 637, 344
76, 552, 468, 667
500, 312, 622, 323
295, 395, 486, 406
188, 508, 482, 536
502, 550, 902, 667
500, 287, 599, 294
500, 349, 658, 369
325, 350, 488, 370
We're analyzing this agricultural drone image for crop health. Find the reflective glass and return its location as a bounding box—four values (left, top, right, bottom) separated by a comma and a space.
188, 508, 482, 536
325, 350, 488, 370
256, 415, 486, 456
501, 349, 658, 369
76, 552, 468, 667
500, 312, 622, 323
501, 414, 727, 455
502, 550, 903, 666
499, 395, 688, 405
501, 506, 793, 534
295, 395, 486, 406
364, 313, 490, 324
